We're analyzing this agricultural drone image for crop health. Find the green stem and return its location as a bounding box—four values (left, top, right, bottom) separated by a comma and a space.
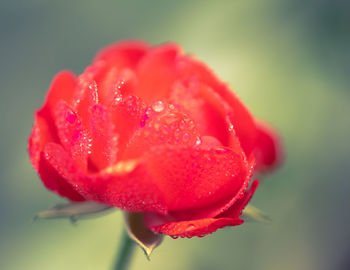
112, 228, 135, 270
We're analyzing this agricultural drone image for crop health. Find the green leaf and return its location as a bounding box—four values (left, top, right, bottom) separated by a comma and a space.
124, 212, 163, 259
33, 201, 113, 223
242, 205, 271, 223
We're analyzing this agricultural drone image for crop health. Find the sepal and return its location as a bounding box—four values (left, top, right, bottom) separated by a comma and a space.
242, 205, 271, 223
124, 212, 163, 259
33, 201, 112, 223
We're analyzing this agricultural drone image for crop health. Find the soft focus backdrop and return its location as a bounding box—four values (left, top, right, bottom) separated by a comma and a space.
1, 0, 349, 269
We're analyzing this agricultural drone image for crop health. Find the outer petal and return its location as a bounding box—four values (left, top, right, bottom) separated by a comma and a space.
170, 79, 231, 146
29, 71, 76, 170
176, 56, 257, 156
163, 151, 255, 221
39, 70, 77, 118
218, 180, 259, 218
37, 153, 85, 201
28, 71, 84, 201
254, 121, 282, 172
145, 180, 259, 238
43, 143, 168, 215
143, 144, 250, 211
149, 217, 243, 238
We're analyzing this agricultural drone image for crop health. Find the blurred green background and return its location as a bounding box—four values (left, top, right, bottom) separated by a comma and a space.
1, 0, 349, 269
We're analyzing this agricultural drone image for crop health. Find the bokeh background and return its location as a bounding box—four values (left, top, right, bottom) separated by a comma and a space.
1, 0, 349, 269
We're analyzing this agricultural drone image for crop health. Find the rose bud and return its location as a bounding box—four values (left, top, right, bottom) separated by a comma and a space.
29, 41, 281, 244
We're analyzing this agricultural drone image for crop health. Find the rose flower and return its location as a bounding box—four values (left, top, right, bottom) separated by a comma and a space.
29, 41, 280, 238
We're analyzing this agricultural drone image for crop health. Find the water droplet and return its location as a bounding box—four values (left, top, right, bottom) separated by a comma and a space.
228, 123, 234, 132
114, 93, 122, 103
89, 80, 99, 104
182, 133, 190, 142
195, 137, 202, 146
66, 111, 76, 124
186, 224, 196, 231
152, 101, 165, 112
116, 80, 125, 89
140, 110, 150, 127
179, 120, 186, 130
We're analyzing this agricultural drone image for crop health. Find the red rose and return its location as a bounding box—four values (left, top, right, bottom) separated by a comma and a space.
29, 41, 280, 238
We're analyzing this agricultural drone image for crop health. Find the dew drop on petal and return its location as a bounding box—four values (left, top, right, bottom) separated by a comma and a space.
152, 101, 165, 112
195, 136, 202, 146
89, 80, 99, 104
117, 79, 125, 89
186, 224, 196, 231
182, 133, 190, 142
140, 109, 151, 127
66, 111, 77, 124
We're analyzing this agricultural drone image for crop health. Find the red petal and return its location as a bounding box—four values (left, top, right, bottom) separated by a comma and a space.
28, 71, 84, 201
159, 154, 254, 222
54, 101, 91, 171
109, 95, 148, 157
85, 41, 147, 105
122, 101, 200, 160
135, 43, 181, 102
72, 70, 101, 131
29, 71, 77, 168
99, 68, 137, 105
88, 104, 118, 170
254, 121, 282, 172
176, 57, 257, 156
73, 42, 148, 109
170, 79, 231, 146
37, 151, 85, 201
43, 143, 168, 215
149, 216, 243, 238
145, 180, 259, 238
218, 180, 259, 218
143, 144, 250, 212
29, 115, 58, 171
40, 70, 77, 116
93, 40, 149, 68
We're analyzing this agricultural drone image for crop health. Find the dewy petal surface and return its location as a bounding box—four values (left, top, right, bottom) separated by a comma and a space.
43, 143, 168, 214
145, 180, 259, 238
122, 100, 200, 160
29, 71, 77, 169
88, 104, 118, 170
170, 79, 231, 146
54, 101, 91, 171
150, 217, 243, 238
176, 56, 257, 156
143, 145, 250, 211
28, 71, 85, 201
38, 151, 85, 201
